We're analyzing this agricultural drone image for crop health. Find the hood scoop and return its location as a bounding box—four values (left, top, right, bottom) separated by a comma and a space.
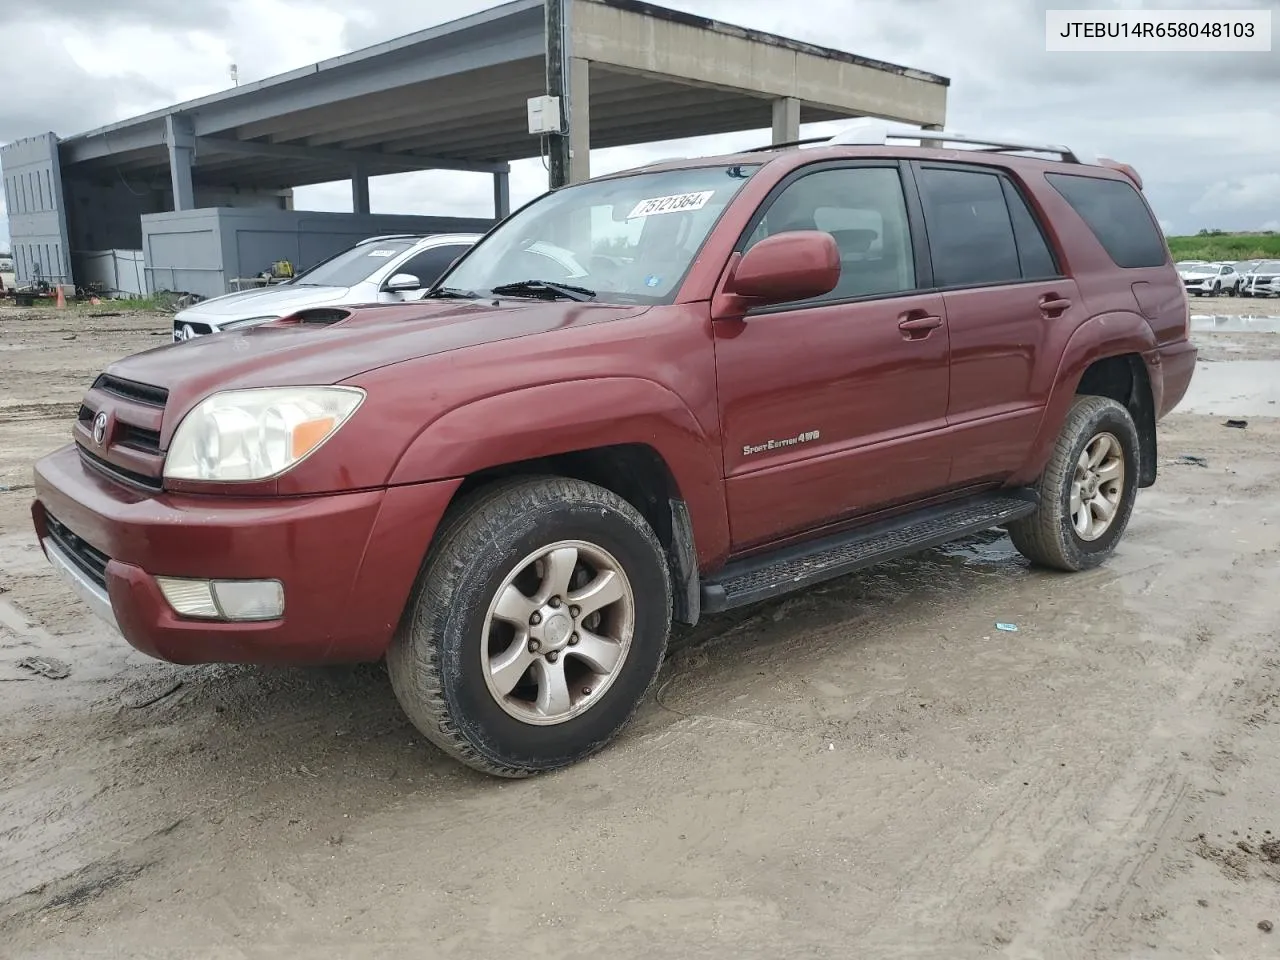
279, 307, 353, 326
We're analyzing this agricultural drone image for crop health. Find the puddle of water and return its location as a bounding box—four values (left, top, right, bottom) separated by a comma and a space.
1176, 360, 1280, 417
1190, 314, 1280, 333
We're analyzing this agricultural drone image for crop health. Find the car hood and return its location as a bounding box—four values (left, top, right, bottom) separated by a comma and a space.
177, 284, 351, 319
1180, 270, 1217, 279
103, 299, 648, 420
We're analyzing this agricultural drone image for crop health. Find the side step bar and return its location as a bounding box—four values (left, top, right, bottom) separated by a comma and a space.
700, 491, 1038, 614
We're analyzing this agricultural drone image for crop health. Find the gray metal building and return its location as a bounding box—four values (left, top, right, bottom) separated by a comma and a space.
0, 0, 948, 297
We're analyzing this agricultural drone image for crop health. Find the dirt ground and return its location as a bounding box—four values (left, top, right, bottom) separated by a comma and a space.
2, 298, 1280, 959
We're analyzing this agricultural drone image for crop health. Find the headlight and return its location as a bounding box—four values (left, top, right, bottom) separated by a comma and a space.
219, 316, 277, 331
164, 386, 365, 481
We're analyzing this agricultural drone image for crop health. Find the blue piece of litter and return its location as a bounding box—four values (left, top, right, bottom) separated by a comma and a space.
996, 622, 1019, 632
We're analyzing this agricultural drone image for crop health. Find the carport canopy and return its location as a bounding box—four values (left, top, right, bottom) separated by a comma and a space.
57, 0, 949, 216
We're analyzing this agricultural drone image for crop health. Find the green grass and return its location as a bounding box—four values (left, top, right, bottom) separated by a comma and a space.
1167, 233, 1280, 262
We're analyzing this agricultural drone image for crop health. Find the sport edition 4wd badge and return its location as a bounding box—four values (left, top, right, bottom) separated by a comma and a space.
743, 430, 821, 457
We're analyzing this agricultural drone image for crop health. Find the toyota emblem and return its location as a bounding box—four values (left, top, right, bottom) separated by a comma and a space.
92, 411, 109, 445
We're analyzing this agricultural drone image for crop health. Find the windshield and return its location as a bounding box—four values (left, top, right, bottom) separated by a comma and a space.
1256, 261, 1280, 273
292, 238, 418, 287
440, 165, 759, 304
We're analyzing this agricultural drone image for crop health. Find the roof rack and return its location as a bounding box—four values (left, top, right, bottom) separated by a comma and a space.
753, 118, 1090, 164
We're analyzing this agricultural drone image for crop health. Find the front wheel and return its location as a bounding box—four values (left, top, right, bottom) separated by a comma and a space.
387, 476, 672, 777
1008, 396, 1140, 572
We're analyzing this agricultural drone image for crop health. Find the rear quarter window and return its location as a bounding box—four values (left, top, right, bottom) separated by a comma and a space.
1045, 172, 1167, 269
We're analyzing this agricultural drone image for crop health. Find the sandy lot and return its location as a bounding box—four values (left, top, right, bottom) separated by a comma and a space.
2, 299, 1280, 959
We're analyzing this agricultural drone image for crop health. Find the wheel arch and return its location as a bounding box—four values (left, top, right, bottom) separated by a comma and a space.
1074, 354, 1158, 487
388, 378, 730, 625
1012, 312, 1159, 487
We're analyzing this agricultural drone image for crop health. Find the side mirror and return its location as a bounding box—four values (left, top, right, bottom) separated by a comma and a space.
385, 272, 422, 292
724, 231, 840, 307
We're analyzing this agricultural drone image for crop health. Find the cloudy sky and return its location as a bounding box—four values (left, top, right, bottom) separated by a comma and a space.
1, 0, 1277, 250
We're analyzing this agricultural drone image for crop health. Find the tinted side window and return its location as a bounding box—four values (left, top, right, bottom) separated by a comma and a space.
1045, 173, 1166, 269
1001, 180, 1060, 280
745, 166, 916, 303
918, 167, 1020, 287
398, 244, 473, 285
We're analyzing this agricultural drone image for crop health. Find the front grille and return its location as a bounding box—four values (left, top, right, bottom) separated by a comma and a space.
92, 374, 169, 408
116, 423, 162, 454
78, 447, 164, 492
45, 513, 109, 590
77, 373, 168, 490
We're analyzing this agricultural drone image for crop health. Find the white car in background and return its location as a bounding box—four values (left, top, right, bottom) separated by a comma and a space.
170, 233, 484, 341
1239, 260, 1280, 298
1179, 261, 1240, 297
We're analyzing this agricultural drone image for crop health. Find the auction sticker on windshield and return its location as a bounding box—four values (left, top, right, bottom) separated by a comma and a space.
368, 249, 398, 257
627, 191, 715, 219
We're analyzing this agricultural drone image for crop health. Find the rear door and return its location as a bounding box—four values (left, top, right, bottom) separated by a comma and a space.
714, 161, 952, 549
912, 163, 1083, 486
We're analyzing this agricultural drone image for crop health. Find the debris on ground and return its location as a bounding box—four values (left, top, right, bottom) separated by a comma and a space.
15, 656, 71, 680
1172, 454, 1209, 468
996, 623, 1019, 632
121, 678, 184, 709
1225, 419, 1249, 429
1259, 920, 1274, 933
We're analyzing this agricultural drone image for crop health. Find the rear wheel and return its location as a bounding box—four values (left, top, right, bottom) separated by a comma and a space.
1008, 396, 1140, 572
387, 476, 671, 777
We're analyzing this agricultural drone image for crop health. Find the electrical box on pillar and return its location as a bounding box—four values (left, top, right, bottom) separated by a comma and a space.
527, 96, 563, 136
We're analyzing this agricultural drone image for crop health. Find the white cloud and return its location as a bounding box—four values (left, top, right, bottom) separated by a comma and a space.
1190, 174, 1280, 216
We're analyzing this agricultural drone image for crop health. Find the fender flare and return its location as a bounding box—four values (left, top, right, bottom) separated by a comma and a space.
388, 377, 731, 567
1011, 311, 1158, 486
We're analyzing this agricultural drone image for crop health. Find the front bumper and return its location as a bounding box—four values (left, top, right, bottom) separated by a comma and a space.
32, 443, 460, 665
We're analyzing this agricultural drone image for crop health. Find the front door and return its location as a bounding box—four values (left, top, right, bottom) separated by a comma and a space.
714, 162, 953, 550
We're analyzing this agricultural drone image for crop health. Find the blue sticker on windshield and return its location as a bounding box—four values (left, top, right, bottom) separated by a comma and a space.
645, 275, 662, 288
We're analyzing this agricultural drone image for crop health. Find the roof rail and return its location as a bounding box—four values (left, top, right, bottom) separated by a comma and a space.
826, 118, 1086, 162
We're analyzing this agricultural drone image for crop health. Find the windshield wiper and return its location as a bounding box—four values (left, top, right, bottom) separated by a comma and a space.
423, 286, 481, 299
489, 279, 596, 302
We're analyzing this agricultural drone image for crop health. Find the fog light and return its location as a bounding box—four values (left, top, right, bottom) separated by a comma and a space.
157, 577, 220, 619
156, 577, 284, 621
211, 580, 284, 621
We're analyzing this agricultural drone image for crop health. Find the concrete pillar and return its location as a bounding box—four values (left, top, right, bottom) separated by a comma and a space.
493, 171, 511, 219
568, 56, 591, 184
772, 97, 801, 145
921, 123, 944, 149
351, 164, 370, 215
164, 114, 195, 211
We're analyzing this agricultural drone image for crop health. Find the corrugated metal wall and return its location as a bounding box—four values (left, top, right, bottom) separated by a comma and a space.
0, 133, 73, 287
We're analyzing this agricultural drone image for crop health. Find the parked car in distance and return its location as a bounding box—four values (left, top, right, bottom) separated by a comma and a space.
170, 233, 484, 341
1180, 261, 1240, 296
1239, 259, 1280, 298
34, 123, 1197, 778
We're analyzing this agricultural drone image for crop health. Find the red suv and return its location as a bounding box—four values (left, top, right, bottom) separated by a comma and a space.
32, 127, 1196, 777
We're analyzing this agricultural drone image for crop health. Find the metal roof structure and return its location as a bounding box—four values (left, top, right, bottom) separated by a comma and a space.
57, 0, 949, 193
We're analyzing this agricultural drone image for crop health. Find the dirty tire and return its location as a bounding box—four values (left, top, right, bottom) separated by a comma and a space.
1008, 395, 1140, 572
387, 476, 671, 778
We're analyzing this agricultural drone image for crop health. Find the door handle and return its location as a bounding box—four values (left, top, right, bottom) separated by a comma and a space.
898, 314, 944, 340
1040, 295, 1072, 316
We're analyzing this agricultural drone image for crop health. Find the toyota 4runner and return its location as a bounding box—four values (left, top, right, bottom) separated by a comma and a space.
32, 125, 1197, 777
